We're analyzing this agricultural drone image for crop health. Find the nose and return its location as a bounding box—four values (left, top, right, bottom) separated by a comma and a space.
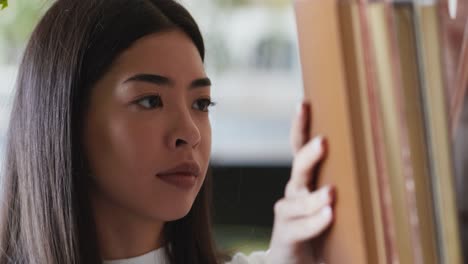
167, 109, 201, 149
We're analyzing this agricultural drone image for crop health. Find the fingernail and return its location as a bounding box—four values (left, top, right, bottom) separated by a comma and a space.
320, 186, 331, 202
312, 136, 324, 151
321, 206, 332, 218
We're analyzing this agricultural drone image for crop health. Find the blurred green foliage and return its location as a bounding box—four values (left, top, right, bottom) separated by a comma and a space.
0, 0, 50, 64
0, 0, 290, 65
214, 225, 270, 255
0, 0, 8, 10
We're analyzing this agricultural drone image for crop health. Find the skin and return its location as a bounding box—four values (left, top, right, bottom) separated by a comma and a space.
268, 102, 335, 264
83, 29, 335, 263
83, 30, 212, 260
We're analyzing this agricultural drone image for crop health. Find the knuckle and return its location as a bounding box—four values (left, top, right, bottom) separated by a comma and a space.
283, 181, 297, 199
284, 182, 294, 196
291, 156, 301, 169
306, 218, 323, 236
295, 201, 309, 215
291, 157, 305, 175
273, 199, 286, 215
310, 212, 333, 233
303, 199, 318, 214
308, 192, 326, 207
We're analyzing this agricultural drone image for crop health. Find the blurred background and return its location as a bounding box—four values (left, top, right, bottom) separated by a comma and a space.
0, 0, 304, 255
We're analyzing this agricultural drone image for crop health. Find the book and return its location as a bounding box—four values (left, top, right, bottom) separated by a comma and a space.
294, 0, 371, 262
438, 0, 468, 132
294, 0, 464, 262
365, 2, 422, 262
338, 1, 388, 263
392, 2, 438, 263
414, 1, 464, 262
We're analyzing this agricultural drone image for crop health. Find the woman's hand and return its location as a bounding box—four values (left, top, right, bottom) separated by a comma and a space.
267, 102, 335, 264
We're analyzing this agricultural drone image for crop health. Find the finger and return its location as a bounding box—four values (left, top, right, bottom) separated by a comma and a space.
283, 206, 334, 243
274, 186, 333, 220
286, 136, 326, 197
290, 102, 311, 155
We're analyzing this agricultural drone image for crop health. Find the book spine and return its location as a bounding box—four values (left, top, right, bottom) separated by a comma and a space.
416, 3, 463, 263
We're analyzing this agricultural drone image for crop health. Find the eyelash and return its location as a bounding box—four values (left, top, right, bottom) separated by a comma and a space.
194, 98, 217, 112
134, 95, 216, 112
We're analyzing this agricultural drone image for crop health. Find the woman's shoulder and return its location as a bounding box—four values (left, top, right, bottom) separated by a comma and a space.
225, 250, 269, 264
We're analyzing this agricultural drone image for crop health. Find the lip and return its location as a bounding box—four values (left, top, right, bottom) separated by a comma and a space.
156, 161, 201, 189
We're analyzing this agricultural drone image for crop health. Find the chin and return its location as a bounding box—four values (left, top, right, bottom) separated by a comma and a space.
163, 208, 192, 221
153, 201, 195, 222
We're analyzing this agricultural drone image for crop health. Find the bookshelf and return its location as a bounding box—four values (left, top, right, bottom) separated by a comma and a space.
294, 0, 467, 263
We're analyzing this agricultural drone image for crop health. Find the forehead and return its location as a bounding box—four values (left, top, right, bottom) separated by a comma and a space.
111, 30, 205, 79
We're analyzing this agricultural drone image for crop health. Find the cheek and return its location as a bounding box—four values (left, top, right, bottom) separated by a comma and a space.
84, 110, 167, 205
87, 112, 164, 176
198, 117, 212, 161
85, 113, 180, 218
112, 115, 164, 164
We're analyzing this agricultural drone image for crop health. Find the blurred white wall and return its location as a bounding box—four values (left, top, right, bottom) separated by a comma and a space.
0, 0, 304, 169
182, 0, 303, 165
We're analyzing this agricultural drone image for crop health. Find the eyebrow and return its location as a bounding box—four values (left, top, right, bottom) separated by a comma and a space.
123, 74, 211, 89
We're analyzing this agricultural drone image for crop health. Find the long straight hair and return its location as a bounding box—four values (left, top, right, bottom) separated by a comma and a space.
0, 0, 220, 263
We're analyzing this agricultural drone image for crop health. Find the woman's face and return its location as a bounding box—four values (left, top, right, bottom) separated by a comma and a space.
83, 30, 212, 222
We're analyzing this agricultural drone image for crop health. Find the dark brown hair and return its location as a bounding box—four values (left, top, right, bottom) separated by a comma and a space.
0, 0, 220, 263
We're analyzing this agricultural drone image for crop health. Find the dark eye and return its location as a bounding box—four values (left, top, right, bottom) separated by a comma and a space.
135, 95, 162, 109
193, 98, 216, 112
